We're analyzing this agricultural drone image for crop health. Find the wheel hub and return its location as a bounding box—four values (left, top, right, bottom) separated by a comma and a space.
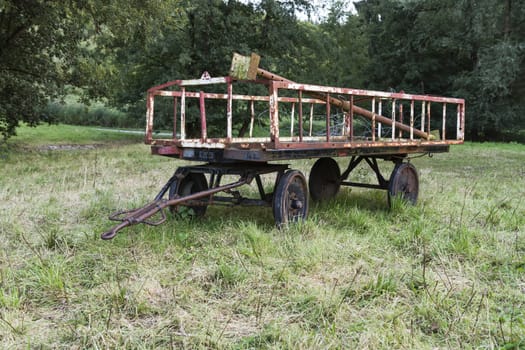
290, 199, 303, 210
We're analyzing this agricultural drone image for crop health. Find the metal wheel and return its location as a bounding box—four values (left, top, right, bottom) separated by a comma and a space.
388, 162, 419, 206
309, 157, 341, 202
168, 172, 209, 217
273, 170, 309, 228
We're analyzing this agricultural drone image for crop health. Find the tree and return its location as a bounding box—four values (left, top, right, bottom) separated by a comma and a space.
355, 0, 525, 140
0, 0, 180, 140
0, 1, 82, 139
295, 1, 369, 87
451, 0, 525, 139
101, 0, 314, 135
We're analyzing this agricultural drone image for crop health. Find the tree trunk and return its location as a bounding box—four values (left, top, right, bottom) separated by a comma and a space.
504, 0, 511, 38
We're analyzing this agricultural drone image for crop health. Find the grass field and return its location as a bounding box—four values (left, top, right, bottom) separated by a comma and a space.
1, 124, 524, 349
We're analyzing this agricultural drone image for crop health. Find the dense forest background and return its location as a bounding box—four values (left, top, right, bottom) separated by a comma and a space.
1, 0, 524, 141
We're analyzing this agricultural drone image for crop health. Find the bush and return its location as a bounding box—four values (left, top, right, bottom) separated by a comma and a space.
44, 101, 143, 129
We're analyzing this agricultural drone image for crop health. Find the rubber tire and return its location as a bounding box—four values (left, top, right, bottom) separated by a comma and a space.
387, 162, 419, 206
273, 170, 309, 228
168, 172, 209, 217
309, 157, 341, 202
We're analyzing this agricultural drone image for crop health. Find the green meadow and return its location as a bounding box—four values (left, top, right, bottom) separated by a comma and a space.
0, 124, 523, 349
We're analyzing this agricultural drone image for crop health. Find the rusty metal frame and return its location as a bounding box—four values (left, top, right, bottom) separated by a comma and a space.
144, 71, 465, 162
340, 156, 390, 191
101, 54, 466, 240
101, 162, 289, 240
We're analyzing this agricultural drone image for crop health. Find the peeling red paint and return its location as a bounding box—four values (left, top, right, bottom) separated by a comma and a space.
144, 70, 464, 159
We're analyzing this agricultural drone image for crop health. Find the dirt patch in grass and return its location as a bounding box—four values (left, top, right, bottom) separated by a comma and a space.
37, 144, 102, 151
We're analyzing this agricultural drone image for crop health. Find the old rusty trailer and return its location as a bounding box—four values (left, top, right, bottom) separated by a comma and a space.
101, 53, 465, 240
